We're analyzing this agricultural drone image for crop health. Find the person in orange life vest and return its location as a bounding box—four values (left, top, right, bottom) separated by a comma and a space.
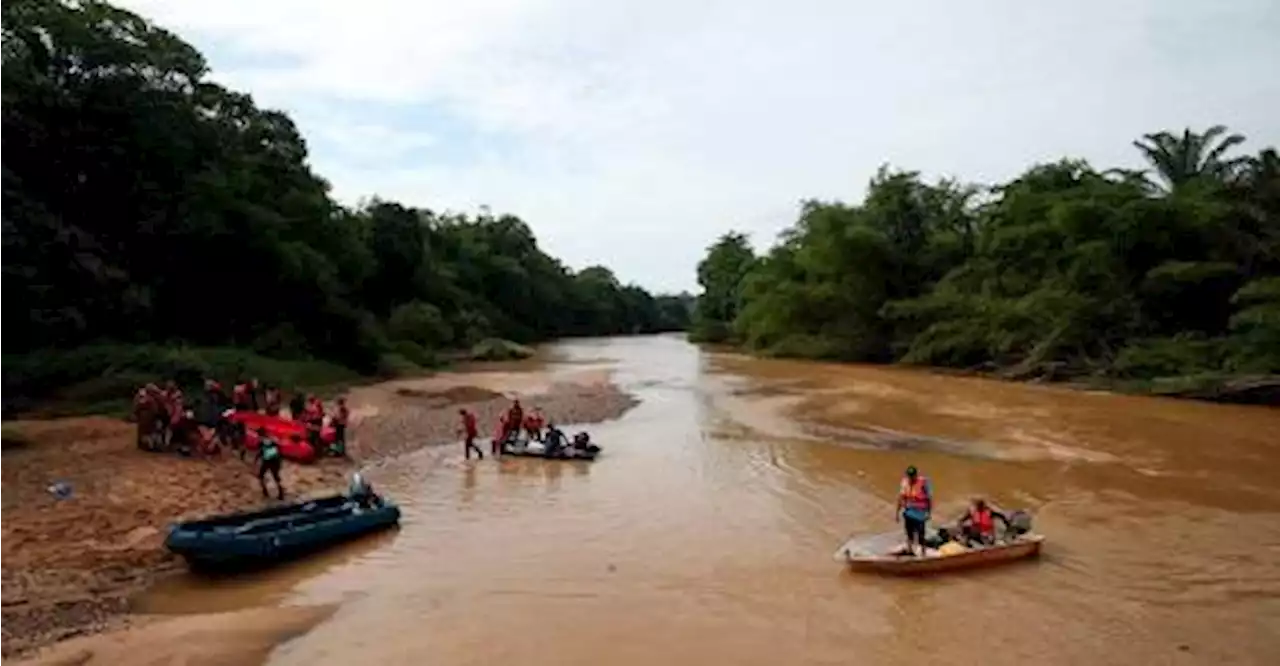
134, 388, 157, 450
204, 379, 228, 411
263, 385, 282, 416
304, 395, 325, 450
523, 407, 544, 442
505, 400, 524, 441
955, 498, 1009, 546
458, 408, 484, 460
492, 414, 509, 456
895, 465, 932, 555
232, 381, 251, 411
329, 397, 350, 456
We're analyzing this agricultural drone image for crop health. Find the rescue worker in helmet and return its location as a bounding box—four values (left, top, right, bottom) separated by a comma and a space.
955, 498, 1010, 546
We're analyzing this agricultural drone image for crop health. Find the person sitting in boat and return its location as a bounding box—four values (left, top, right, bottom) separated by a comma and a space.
544, 422, 567, 457
954, 498, 1010, 546
570, 431, 599, 455
346, 472, 380, 508
254, 428, 285, 500
895, 466, 932, 556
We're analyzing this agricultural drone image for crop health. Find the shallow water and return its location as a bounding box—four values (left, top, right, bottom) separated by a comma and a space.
139, 334, 1280, 665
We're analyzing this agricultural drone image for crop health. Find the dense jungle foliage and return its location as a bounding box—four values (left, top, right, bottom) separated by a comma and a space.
692, 127, 1280, 400
1, 0, 692, 409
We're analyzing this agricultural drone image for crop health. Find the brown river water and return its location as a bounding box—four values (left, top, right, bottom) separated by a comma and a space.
138, 334, 1280, 665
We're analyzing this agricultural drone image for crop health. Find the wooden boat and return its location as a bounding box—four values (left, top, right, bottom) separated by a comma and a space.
832, 534, 1044, 576
165, 494, 400, 570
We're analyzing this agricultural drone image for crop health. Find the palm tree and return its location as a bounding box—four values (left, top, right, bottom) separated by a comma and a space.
1132, 125, 1250, 192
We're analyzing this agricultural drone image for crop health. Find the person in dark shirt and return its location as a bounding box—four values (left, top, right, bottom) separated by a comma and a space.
254, 428, 285, 499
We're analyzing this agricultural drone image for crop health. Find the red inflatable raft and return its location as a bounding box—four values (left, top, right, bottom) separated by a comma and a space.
225, 411, 335, 463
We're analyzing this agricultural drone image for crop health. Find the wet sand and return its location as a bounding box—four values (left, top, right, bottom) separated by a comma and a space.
13, 605, 337, 666
1, 364, 636, 660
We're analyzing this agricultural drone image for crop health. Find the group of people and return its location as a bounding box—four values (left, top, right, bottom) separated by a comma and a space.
132, 377, 353, 499
456, 399, 593, 460
895, 465, 1023, 556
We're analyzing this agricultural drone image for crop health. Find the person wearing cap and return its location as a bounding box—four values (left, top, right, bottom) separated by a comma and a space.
896, 465, 932, 555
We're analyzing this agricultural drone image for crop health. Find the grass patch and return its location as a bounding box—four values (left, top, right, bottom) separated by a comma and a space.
468, 338, 534, 362
1, 426, 33, 451
2, 344, 365, 418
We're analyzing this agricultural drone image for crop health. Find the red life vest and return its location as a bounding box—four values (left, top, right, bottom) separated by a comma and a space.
899, 475, 931, 511
969, 507, 994, 535
462, 412, 478, 436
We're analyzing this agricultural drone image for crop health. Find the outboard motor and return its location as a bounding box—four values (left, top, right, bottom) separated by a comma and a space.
1007, 510, 1033, 536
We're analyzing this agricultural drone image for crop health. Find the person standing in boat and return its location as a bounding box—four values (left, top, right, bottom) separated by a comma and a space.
458, 408, 483, 460
896, 465, 932, 556
954, 498, 1010, 546
254, 427, 286, 499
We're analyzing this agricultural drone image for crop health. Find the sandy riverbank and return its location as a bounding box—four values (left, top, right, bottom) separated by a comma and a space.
2, 366, 637, 661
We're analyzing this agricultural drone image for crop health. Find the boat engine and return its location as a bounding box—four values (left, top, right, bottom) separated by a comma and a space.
1007, 510, 1033, 536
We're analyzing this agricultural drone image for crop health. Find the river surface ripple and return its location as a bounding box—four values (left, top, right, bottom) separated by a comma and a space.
139, 334, 1280, 666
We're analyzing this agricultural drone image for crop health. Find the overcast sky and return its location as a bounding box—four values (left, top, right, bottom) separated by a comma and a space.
120, 0, 1279, 293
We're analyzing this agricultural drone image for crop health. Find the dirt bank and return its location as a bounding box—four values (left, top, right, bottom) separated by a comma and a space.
1, 367, 637, 660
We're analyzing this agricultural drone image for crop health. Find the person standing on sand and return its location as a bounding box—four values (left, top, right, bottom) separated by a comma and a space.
896, 465, 932, 556
249, 378, 262, 412
458, 408, 483, 460
254, 427, 285, 499
288, 392, 306, 422
304, 394, 325, 452
264, 384, 282, 416
330, 397, 350, 457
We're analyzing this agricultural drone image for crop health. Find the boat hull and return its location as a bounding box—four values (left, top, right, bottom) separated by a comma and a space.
501, 448, 599, 461
166, 494, 399, 571
834, 535, 1044, 576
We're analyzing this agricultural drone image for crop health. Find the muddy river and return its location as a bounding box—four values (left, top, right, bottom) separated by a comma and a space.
139, 334, 1280, 665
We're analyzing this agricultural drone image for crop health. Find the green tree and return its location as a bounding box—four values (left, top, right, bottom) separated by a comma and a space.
691, 232, 756, 342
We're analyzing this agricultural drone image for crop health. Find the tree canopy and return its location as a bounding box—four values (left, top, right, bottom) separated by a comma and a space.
2, 0, 691, 377
693, 127, 1280, 391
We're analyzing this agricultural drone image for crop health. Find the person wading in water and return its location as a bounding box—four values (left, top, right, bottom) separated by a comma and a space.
458, 408, 483, 460
254, 428, 285, 499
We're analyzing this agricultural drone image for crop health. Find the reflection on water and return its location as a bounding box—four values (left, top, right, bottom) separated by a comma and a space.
140, 334, 1280, 665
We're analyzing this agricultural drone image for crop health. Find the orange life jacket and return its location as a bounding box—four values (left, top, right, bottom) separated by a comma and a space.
969, 507, 994, 535
899, 475, 931, 511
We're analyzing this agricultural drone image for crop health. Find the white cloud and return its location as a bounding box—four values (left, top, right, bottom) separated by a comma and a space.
119, 0, 1280, 292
